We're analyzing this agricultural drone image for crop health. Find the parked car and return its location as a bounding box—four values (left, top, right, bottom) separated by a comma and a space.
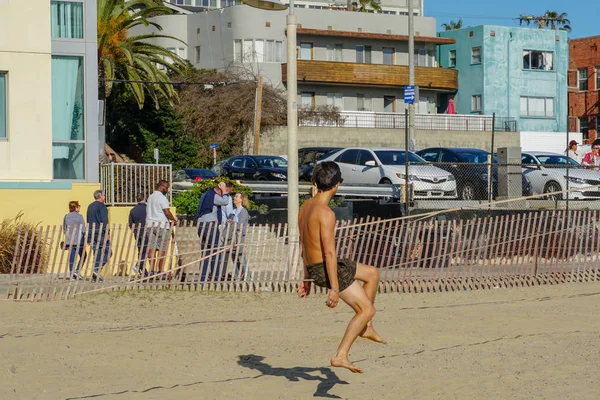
222, 155, 288, 181
173, 168, 217, 183
521, 151, 600, 200
416, 147, 532, 200
298, 146, 342, 181
319, 147, 458, 199
210, 160, 227, 176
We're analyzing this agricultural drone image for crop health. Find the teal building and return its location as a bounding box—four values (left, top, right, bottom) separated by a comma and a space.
437, 25, 568, 132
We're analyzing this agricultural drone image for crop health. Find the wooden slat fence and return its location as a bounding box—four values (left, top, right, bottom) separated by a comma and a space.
2, 210, 600, 301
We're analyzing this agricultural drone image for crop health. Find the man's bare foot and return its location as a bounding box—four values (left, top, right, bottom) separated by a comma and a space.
330, 356, 363, 373
360, 323, 387, 344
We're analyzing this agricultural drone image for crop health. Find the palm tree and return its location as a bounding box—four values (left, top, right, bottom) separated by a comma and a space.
441, 19, 463, 31
348, 0, 382, 12
98, 0, 187, 109
542, 11, 571, 32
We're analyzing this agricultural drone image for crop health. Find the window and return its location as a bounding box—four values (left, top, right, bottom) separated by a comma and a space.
356, 45, 364, 63
441, 151, 459, 163
243, 39, 254, 62
0, 72, 5, 139
578, 68, 588, 91
327, 44, 343, 62
51, 1, 84, 39
177, 47, 187, 59
301, 92, 315, 109
336, 149, 360, 165
419, 150, 439, 162
449, 50, 456, 67
357, 150, 376, 165
471, 47, 481, 64
471, 95, 482, 112
580, 117, 589, 140
234, 39, 242, 61
326, 93, 343, 109
597, 115, 600, 132
51, 56, 85, 180
300, 42, 313, 60
266, 40, 274, 62
597, 67, 600, 90
522, 50, 554, 71
384, 96, 396, 113
383, 47, 394, 65
357, 94, 372, 111
520, 96, 554, 118
195, 46, 201, 63
414, 49, 426, 66
275, 41, 283, 62
254, 40, 264, 63
364, 46, 372, 64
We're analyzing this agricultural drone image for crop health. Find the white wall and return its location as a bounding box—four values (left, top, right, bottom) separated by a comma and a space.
521, 131, 582, 154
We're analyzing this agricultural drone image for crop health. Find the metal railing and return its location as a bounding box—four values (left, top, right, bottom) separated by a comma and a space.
100, 163, 172, 206
298, 111, 518, 132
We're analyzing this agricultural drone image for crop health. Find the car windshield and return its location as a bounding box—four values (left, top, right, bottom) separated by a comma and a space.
374, 150, 426, 165
455, 151, 493, 163
255, 156, 288, 168
535, 155, 581, 167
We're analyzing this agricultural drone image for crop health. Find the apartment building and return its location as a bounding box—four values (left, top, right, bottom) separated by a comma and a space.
568, 35, 600, 142
164, 0, 424, 16
438, 26, 568, 133
133, 5, 456, 113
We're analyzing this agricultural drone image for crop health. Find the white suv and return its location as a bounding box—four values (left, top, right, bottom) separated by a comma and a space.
320, 147, 457, 199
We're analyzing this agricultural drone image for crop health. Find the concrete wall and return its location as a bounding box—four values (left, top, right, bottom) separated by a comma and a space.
438, 25, 568, 133
0, 0, 53, 181
249, 126, 520, 155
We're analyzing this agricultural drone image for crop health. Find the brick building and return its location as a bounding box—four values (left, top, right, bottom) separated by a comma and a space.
568, 35, 600, 143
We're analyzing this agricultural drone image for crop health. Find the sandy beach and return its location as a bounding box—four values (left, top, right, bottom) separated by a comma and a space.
2, 283, 600, 400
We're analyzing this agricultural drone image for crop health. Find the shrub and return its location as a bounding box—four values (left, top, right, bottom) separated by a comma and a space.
172, 177, 268, 216
0, 213, 48, 274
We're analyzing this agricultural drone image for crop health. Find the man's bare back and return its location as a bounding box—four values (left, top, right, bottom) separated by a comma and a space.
298, 198, 333, 266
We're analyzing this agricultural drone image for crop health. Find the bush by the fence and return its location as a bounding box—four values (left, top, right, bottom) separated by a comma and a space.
0, 213, 48, 274
172, 177, 268, 216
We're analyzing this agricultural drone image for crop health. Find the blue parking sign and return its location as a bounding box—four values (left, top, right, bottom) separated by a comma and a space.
404, 86, 415, 104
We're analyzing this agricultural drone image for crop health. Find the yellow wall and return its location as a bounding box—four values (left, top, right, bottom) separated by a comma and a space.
0, 0, 53, 181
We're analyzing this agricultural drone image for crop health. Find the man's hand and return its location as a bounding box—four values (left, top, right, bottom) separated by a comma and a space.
297, 280, 311, 298
325, 290, 340, 308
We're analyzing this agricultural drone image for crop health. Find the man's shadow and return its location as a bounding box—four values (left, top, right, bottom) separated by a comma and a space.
238, 354, 349, 398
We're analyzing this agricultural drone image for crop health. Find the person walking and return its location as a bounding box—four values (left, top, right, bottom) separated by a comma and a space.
297, 161, 386, 374
87, 190, 111, 282
146, 180, 177, 277
582, 140, 600, 170
62, 201, 87, 280
128, 193, 148, 277
566, 140, 582, 164
196, 181, 233, 282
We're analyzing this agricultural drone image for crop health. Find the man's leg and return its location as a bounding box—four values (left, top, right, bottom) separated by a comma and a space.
354, 262, 385, 343
331, 281, 376, 374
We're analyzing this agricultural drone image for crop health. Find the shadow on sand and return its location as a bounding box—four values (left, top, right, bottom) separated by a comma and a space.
238, 354, 349, 398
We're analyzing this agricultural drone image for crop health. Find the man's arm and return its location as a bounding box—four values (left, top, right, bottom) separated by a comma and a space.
320, 209, 340, 294
163, 208, 177, 223
213, 193, 230, 206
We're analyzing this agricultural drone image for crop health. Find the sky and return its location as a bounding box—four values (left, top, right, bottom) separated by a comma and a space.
425, 0, 599, 39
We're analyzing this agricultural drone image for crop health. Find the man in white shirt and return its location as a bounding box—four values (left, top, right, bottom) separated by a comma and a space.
146, 180, 177, 276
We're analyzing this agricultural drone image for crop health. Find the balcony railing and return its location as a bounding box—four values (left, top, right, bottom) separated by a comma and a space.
100, 163, 172, 206
298, 111, 518, 132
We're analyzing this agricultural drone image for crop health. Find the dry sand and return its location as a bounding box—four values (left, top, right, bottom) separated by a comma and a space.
2, 283, 600, 400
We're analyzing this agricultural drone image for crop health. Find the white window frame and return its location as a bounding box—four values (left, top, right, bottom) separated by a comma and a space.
327, 44, 343, 62
578, 68, 588, 91
449, 50, 456, 68
300, 42, 313, 60
520, 96, 555, 118
471, 46, 482, 64
301, 92, 315, 109
522, 50, 554, 71
383, 47, 394, 65
471, 94, 482, 112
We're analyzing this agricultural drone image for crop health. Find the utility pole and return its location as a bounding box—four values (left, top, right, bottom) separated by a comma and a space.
407, 0, 416, 150
253, 75, 263, 155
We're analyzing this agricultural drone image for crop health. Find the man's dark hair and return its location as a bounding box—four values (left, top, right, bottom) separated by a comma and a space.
156, 180, 169, 189
136, 193, 146, 202
223, 181, 234, 188
312, 161, 342, 190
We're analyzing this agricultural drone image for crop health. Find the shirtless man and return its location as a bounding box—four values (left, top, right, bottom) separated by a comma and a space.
297, 161, 386, 374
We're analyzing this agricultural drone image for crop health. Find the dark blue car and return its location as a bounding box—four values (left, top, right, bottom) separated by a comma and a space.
416, 147, 532, 200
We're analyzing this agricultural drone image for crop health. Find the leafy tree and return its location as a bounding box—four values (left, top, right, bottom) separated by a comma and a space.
98, 0, 187, 109
106, 88, 201, 169
350, 0, 382, 13
173, 68, 287, 165
441, 18, 463, 31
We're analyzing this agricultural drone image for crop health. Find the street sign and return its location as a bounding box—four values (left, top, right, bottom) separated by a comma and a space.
404, 86, 415, 104
209, 143, 219, 149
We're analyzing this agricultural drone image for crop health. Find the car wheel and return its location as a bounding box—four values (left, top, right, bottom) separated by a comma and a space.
379, 178, 392, 184
544, 181, 562, 200
460, 184, 476, 200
